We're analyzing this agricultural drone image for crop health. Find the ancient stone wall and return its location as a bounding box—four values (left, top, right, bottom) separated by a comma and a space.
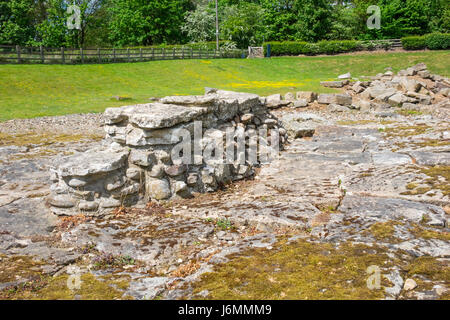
48, 89, 286, 215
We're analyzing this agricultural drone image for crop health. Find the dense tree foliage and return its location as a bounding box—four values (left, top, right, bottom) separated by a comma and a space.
0, 0, 448, 47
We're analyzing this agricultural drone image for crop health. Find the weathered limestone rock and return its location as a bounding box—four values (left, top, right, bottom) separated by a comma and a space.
372, 88, 397, 102
68, 178, 87, 188
338, 72, 351, 79
105, 175, 126, 191
129, 150, 156, 167
328, 104, 349, 113
351, 99, 372, 112
126, 168, 142, 180
266, 94, 290, 109
165, 165, 187, 177
418, 70, 431, 79
49, 89, 287, 213
400, 78, 421, 93
100, 198, 121, 209
404, 279, 418, 291
280, 113, 326, 139
130, 104, 207, 130
240, 113, 254, 123
57, 148, 129, 178
318, 94, 352, 106
186, 172, 199, 186
412, 63, 427, 72
284, 92, 295, 102
388, 93, 408, 107
159, 95, 216, 106
47, 195, 75, 208
320, 80, 348, 88
372, 152, 412, 166
296, 91, 317, 103
78, 200, 99, 212
292, 99, 308, 108
352, 81, 365, 94
146, 177, 171, 200
148, 164, 165, 178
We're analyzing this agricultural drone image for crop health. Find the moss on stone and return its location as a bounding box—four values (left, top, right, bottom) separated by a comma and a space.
400, 166, 449, 197
30, 273, 130, 300
191, 239, 396, 300
367, 222, 401, 241
0, 132, 103, 147
0, 254, 45, 284
384, 124, 432, 138
405, 257, 450, 283
409, 224, 450, 241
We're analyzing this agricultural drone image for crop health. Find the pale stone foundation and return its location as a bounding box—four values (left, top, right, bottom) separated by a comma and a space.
48, 89, 287, 216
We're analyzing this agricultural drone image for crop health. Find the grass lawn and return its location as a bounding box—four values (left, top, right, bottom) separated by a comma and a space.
0, 50, 449, 121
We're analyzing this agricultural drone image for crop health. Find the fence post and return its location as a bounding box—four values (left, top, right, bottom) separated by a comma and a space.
140, 48, 143, 62
127, 48, 130, 62
172, 47, 175, 59
98, 48, 101, 63
16, 45, 21, 64
113, 48, 116, 63
40, 45, 44, 63
152, 48, 154, 60
162, 48, 165, 60
266, 44, 271, 58
191, 48, 193, 59
61, 47, 65, 64
80, 48, 84, 64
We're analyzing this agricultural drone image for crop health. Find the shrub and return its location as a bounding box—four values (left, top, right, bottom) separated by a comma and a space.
264, 41, 309, 56
264, 40, 359, 56
401, 33, 450, 50
402, 36, 427, 50
358, 40, 377, 51
425, 33, 450, 50
317, 40, 359, 54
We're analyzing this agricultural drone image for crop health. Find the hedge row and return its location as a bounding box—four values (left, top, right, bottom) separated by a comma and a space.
263, 40, 393, 56
264, 40, 361, 56
264, 33, 449, 56
401, 33, 450, 50
128, 41, 235, 50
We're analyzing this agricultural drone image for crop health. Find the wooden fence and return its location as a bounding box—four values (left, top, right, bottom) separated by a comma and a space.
0, 45, 248, 64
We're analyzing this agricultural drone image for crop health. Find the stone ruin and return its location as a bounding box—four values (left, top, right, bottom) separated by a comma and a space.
48, 89, 287, 215
266, 62, 450, 114
47, 63, 449, 217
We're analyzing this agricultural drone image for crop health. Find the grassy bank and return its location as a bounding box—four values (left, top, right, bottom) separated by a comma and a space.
0, 50, 449, 121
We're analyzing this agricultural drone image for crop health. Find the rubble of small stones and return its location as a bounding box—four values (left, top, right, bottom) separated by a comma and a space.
48, 89, 286, 216
267, 63, 449, 117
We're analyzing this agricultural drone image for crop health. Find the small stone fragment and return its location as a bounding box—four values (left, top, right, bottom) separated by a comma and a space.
403, 279, 417, 291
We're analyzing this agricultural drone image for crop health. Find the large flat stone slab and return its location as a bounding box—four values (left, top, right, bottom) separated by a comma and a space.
56, 148, 129, 177
104, 103, 208, 129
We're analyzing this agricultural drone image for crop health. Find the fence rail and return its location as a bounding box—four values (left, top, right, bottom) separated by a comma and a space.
0, 45, 248, 64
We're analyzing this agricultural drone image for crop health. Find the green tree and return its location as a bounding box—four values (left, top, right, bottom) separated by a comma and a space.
34, 0, 72, 47
259, 0, 333, 42
182, 4, 216, 43
220, 2, 266, 47
107, 0, 194, 46
260, 0, 299, 41
354, 0, 450, 40
0, 0, 35, 45
328, 3, 359, 40
293, 0, 333, 42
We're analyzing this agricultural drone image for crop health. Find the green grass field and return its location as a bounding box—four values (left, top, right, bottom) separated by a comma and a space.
0, 50, 449, 121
